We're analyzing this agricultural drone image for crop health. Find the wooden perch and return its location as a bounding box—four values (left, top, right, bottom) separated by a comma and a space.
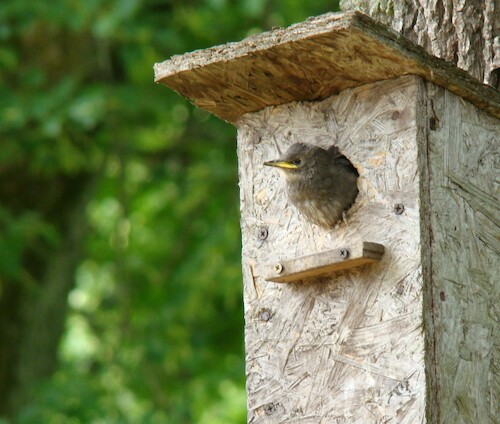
154, 11, 500, 123
259, 241, 385, 283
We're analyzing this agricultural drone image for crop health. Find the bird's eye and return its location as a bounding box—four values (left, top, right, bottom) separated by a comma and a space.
292, 158, 302, 165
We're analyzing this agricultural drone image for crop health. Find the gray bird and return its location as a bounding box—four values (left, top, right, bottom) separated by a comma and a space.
264, 142, 359, 228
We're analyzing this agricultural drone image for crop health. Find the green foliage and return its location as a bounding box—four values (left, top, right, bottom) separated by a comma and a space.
0, 208, 58, 281
1, 0, 339, 422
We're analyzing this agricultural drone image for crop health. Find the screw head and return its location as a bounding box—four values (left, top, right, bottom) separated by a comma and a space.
273, 263, 283, 274
264, 403, 275, 415
396, 382, 409, 395
258, 226, 268, 240
259, 308, 272, 322
394, 203, 405, 215
339, 248, 349, 260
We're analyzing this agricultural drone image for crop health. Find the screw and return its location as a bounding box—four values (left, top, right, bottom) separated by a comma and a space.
396, 382, 408, 395
258, 226, 268, 240
251, 133, 261, 144
394, 203, 405, 215
259, 308, 272, 322
339, 248, 349, 260
273, 263, 283, 274
264, 403, 275, 415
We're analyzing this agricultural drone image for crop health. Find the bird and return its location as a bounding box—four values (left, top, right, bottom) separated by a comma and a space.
263, 142, 359, 229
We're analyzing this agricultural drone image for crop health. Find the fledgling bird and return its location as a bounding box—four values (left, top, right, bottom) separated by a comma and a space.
264, 142, 359, 229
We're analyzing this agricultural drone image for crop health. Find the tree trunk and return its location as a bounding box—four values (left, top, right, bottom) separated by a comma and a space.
340, 0, 500, 88
0, 173, 92, 416
0, 20, 109, 418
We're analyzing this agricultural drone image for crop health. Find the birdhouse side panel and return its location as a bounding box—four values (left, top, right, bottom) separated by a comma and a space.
237, 76, 427, 423
422, 82, 499, 424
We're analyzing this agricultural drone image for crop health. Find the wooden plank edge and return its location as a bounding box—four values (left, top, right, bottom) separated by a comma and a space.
153, 12, 355, 79
154, 11, 500, 121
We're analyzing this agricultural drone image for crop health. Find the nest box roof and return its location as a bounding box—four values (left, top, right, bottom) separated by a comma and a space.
154, 11, 500, 124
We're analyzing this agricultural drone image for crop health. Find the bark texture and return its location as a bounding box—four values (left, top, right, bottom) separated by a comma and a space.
340, 0, 500, 88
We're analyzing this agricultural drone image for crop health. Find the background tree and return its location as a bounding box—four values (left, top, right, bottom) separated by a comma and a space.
340, 0, 500, 88
0, 1, 339, 422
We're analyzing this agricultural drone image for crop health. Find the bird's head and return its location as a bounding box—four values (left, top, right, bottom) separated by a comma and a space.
263, 143, 320, 181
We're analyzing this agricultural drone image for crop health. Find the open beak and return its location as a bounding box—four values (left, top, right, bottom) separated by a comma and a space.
263, 160, 298, 170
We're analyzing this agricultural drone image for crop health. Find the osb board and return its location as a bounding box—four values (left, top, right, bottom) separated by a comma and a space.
237, 76, 425, 423
259, 242, 385, 283
154, 11, 500, 124
420, 82, 499, 423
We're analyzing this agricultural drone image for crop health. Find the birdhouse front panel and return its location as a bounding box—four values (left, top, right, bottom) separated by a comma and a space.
237, 76, 426, 423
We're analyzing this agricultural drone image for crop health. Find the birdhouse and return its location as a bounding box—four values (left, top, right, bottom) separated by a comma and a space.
154, 11, 499, 423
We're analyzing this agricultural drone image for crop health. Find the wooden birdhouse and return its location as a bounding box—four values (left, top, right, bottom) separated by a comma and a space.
154, 11, 500, 423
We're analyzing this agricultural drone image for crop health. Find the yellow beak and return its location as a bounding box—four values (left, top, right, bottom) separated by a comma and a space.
263, 160, 298, 170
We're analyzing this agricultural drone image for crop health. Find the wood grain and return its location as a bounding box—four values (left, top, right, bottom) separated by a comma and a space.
154, 12, 500, 419
258, 242, 385, 283
154, 11, 500, 123
420, 82, 499, 424
238, 76, 426, 423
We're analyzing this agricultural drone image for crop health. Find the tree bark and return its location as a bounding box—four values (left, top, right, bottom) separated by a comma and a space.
340, 0, 500, 88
